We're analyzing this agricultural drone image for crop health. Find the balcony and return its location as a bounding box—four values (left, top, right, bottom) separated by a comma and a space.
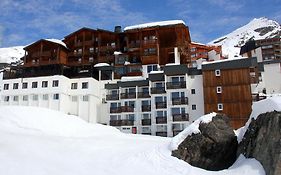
172, 97, 189, 105
141, 55, 158, 64
155, 102, 167, 109
141, 105, 151, 112
138, 92, 150, 98
156, 132, 167, 137
172, 113, 189, 122
121, 106, 134, 113
141, 119, 151, 126
151, 87, 165, 94
110, 119, 134, 126
166, 81, 186, 89
106, 94, 119, 101
120, 93, 136, 99
156, 117, 167, 124
110, 107, 121, 113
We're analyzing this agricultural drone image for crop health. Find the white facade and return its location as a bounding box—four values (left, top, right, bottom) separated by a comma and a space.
263, 62, 281, 94
0, 75, 104, 123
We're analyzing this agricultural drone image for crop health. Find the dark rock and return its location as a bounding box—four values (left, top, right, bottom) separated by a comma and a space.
237, 111, 281, 175
172, 114, 238, 171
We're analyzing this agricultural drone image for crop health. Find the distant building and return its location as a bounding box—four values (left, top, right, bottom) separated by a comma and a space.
190, 42, 222, 62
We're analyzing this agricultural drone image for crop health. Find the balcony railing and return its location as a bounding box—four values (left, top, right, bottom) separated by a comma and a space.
120, 93, 136, 99
156, 132, 167, 137
138, 92, 150, 98
155, 102, 167, 109
106, 94, 119, 101
156, 117, 167, 124
110, 119, 134, 126
121, 106, 134, 113
141, 119, 151, 126
172, 97, 189, 105
151, 87, 165, 94
172, 113, 189, 122
166, 81, 186, 89
141, 105, 151, 112
110, 107, 121, 113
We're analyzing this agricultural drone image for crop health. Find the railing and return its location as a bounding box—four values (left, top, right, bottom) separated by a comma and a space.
151, 87, 165, 94
141, 105, 151, 112
166, 81, 186, 89
110, 107, 121, 113
172, 97, 189, 105
120, 93, 136, 99
110, 120, 134, 126
155, 102, 167, 109
172, 113, 189, 122
106, 94, 119, 101
141, 119, 151, 126
121, 106, 134, 113
156, 117, 167, 124
143, 39, 157, 45
156, 132, 167, 137
138, 92, 150, 98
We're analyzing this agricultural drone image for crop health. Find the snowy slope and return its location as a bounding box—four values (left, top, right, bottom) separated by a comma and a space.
0, 46, 25, 64
0, 106, 265, 175
209, 17, 281, 58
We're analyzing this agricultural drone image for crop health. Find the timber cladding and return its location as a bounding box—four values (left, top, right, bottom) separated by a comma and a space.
203, 68, 252, 129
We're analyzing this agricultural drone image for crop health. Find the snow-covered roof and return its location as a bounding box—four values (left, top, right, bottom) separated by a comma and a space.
93, 63, 110, 67
124, 20, 185, 31
202, 57, 247, 65
165, 63, 180, 66
149, 70, 164, 74
44, 39, 67, 49
120, 76, 146, 82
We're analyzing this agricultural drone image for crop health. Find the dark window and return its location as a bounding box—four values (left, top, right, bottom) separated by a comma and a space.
22, 82, 28, 89
71, 83, 78, 89
32, 82, 38, 88
52, 80, 59, 87
53, 94, 59, 100
13, 83, 19, 89
192, 104, 196, 110
42, 81, 48, 88
3, 84, 9, 90
191, 89, 196, 94
82, 82, 88, 89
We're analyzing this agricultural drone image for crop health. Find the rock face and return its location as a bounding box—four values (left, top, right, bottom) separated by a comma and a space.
237, 111, 281, 175
172, 114, 238, 171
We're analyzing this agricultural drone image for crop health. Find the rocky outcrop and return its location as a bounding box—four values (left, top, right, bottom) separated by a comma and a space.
237, 111, 281, 175
172, 114, 238, 171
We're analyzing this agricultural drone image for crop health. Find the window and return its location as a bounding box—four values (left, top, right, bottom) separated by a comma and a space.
215, 69, 221, 76
89, 57, 94, 62
89, 47, 94, 53
3, 84, 9, 90
12, 96, 18, 102
53, 94, 59, 100
33, 95, 38, 101
71, 96, 78, 102
4, 96, 9, 102
147, 64, 158, 73
43, 94, 49, 100
32, 82, 38, 88
22, 82, 28, 89
71, 83, 78, 89
52, 80, 59, 87
192, 104, 196, 110
13, 83, 19, 89
82, 82, 88, 89
218, 103, 223, 111
82, 95, 89, 101
191, 89, 196, 94
42, 81, 48, 88
216, 86, 222, 94
23, 95, 28, 101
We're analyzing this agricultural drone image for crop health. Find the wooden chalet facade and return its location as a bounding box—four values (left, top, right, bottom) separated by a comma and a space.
202, 58, 259, 128
190, 42, 222, 61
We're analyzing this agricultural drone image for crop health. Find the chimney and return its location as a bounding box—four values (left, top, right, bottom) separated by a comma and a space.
114, 26, 122, 33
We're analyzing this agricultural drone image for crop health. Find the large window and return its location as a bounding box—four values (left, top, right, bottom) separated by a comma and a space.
147, 64, 157, 73
156, 111, 167, 117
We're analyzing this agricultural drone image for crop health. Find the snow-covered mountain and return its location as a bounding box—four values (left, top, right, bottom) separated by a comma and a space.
0, 46, 25, 64
209, 17, 281, 58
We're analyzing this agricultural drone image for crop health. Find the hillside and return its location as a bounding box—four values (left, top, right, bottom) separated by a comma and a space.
0, 106, 265, 175
209, 17, 281, 58
0, 46, 25, 63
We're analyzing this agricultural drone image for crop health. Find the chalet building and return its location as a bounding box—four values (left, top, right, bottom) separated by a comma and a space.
190, 42, 222, 62
202, 57, 259, 128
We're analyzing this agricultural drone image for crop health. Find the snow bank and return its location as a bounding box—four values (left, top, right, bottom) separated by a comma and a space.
124, 20, 185, 31
235, 96, 281, 142
0, 46, 25, 63
0, 106, 119, 137
170, 112, 217, 150
44, 39, 67, 48
94, 63, 110, 67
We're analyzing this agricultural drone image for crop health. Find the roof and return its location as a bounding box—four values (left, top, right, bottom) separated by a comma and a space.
63, 27, 96, 40
124, 20, 185, 31
24, 39, 68, 50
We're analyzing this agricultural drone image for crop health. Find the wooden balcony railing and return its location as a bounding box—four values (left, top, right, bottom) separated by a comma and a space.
172, 97, 189, 105
166, 81, 186, 89
106, 94, 119, 101
172, 113, 189, 122
138, 92, 150, 98
141, 105, 151, 112
141, 119, 151, 126
151, 87, 165, 94
155, 102, 167, 109
156, 116, 167, 124
120, 93, 136, 99
110, 120, 134, 126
